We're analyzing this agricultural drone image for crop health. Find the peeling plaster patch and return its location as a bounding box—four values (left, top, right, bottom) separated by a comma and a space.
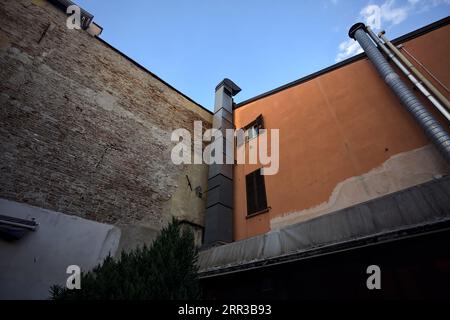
271, 145, 450, 230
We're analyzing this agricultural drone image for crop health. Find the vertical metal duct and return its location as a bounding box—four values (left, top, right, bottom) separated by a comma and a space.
204, 79, 241, 247
348, 23, 450, 164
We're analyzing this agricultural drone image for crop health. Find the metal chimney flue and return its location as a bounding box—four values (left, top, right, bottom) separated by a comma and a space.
348, 23, 450, 163
203, 79, 241, 247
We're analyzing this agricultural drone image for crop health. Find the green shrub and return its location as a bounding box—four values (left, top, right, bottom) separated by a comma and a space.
50, 218, 200, 300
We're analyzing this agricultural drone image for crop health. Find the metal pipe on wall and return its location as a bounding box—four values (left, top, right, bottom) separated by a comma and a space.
365, 26, 450, 122
203, 79, 241, 247
348, 23, 450, 164
399, 44, 450, 93
378, 31, 450, 111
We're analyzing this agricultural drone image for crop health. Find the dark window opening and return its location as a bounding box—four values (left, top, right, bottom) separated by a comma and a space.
246, 168, 268, 215
243, 115, 264, 142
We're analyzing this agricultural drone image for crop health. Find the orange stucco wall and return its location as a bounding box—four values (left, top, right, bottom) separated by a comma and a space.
233, 23, 450, 241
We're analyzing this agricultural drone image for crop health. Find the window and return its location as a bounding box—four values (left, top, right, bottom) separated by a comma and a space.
247, 125, 259, 140
246, 168, 268, 216
244, 115, 264, 142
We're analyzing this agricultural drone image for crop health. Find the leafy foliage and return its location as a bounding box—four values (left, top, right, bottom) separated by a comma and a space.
50, 218, 200, 300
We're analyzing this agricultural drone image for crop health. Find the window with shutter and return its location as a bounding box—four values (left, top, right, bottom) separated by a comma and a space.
245, 168, 268, 216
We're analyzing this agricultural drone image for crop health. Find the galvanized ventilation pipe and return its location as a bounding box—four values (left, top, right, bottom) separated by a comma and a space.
379, 31, 450, 110
348, 23, 450, 163
365, 26, 450, 122
399, 44, 450, 94
203, 79, 241, 247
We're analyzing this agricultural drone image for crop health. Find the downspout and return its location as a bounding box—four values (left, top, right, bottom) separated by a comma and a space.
378, 31, 450, 110
348, 23, 450, 164
364, 26, 450, 122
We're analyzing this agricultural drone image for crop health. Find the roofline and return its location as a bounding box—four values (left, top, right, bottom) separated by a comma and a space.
199, 218, 450, 279
47, 0, 212, 116
94, 37, 213, 115
236, 16, 450, 109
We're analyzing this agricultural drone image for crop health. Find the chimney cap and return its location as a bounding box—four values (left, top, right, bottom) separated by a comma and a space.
348, 22, 366, 39
215, 78, 241, 96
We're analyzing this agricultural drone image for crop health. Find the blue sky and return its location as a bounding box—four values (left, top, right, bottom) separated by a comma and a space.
75, 0, 450, 110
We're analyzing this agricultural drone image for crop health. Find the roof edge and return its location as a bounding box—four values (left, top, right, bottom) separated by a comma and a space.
236, 16, 450, 109
47, 0, 212, 116
94, 37, 213, 116
199, 219, 450, 279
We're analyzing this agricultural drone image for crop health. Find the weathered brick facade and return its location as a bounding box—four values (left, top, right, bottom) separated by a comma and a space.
0, 0, 211, 235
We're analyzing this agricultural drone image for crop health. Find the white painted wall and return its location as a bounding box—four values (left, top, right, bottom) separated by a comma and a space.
0, 199, 121, 300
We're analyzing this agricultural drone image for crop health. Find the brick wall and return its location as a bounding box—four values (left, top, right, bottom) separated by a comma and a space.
0, 0, 212, 234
